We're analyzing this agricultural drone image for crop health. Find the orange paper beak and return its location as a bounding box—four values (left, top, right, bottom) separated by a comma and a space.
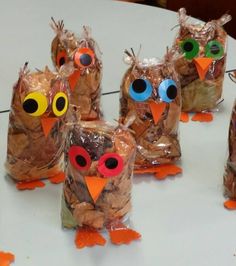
41, 117, 58, 138
85, 176, 108, 203
68, 69, 80, 91
193, 57, 213, 80
149, 101, 167, 125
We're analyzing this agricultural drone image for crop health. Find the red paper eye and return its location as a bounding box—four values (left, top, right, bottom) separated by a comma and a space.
74, 47, 95, 68
68, 146, 91, 171
98, 153, 124, 177
56, 50, 68, 67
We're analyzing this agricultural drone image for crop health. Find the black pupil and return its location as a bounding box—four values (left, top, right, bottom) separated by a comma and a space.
132, 79, 146, 93
23, 99, 38, 113
167, 85, 177, 100
183, 41, 193, 52
56, 96, 66, 111
59, 56, 65, 66
105, 158, 118, 169
80, 53, 92, 66
210, 44, 220, 55
75, 155, 87, 167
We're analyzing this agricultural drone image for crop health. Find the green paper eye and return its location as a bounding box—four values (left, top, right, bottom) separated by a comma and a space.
180, 38, 199, 59
205, 40, 224, 59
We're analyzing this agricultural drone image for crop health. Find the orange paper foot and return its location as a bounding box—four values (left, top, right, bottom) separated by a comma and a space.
224, 200, 236, 210
16, 180, 45, 190
154, 164, 182, 179
191, 112, 213, 122
0, 251, 15, 266
180, 112, 189, 122
108, 222, 141, 245
75, 228, 106, 249
134, 164, 182, 180
49, 172, 65, 184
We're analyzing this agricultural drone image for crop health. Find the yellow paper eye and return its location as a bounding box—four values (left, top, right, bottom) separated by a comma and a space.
52, 92, 68, 116
23, 92, 48, 116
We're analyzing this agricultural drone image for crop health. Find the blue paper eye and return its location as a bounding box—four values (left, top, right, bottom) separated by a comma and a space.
129, 78, 152, 102
158, 79, 177, 103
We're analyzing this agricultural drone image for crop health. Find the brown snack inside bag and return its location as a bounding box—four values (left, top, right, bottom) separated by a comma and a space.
171, 8, 231, 112
5, 64, 70, 182
62, 121, 136, 230
51, 19, 102, 121
119, 50, 181, 169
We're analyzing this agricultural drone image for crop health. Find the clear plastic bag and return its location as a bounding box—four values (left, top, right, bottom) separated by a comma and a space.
171, 8, 231, 113
5, 64, 70, 182
119, 50, 181, 169
51, 19, 102, 121
61, 121, 136, 230
224, 99, 236, 200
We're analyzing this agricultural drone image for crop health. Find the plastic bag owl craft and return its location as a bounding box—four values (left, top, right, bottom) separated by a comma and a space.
119, 50, 182, 180
51, 19, 102, 121
171, 8, 231, 122
5, 63, 70, 190
223, 72, 236, 210
61, 121, 141, 248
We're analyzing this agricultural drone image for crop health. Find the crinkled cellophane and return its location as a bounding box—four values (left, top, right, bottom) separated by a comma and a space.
119, 58, 181, 169
172, 8, 230, 112
51, 23, 102, 121
224, 100, 236, 199
5, 67, 68, 182
62, 121, 136, 230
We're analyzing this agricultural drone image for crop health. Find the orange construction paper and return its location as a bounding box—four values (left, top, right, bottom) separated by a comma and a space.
134, 164, 182, 179
180, 112, 189, 122
84, 176, 108, 203
68, 70, 80, 92
191, 112, 213, 122
49, 172, 65, 184
224, 200, 236, 210
16, 180, 45, 190
75, 228, 106, 249
149, 101, 167, 124
41, 117, 58, 138
0, 251, 15, 266
108, 222, 141, 245
193, 57, 213, 80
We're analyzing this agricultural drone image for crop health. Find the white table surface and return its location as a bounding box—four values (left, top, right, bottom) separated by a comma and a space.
1, 0, 236, 265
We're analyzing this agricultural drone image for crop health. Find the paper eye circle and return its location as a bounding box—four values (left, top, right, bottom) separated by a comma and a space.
129, 78, 152, 102
98, 153, 124, 177
180, 38, 199, 59
205, 40, 223, 59
68, 146, 91, 171
52, 92, 68, 117
74, 47, 95, 68
56, 50, 68, 67
23, 92, 48, 116
158, 79, 177, 103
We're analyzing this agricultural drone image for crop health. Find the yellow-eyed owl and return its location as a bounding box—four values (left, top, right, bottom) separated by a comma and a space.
5, 64, 70, 189
51, 19, 102, 121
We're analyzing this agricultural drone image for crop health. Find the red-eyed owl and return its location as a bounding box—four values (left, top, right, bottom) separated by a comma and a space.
61, 121, 141, 248
51, 19, 102, 121
171, 8, 231, 122
119, 50, 182, 179
5, 64, 70, 189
